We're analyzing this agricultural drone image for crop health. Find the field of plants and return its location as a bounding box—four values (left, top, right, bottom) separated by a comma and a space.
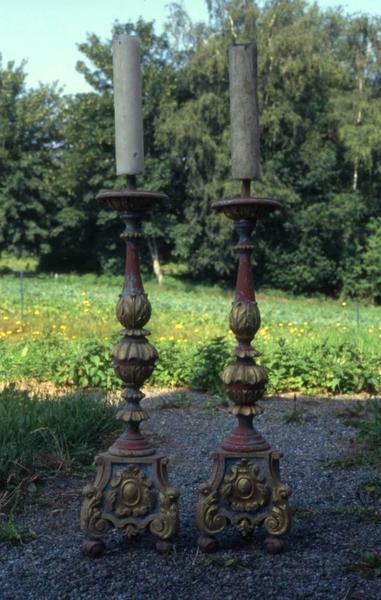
1, 273, 380, 395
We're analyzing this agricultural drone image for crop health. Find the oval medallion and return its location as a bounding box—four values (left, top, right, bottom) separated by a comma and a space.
122, 480, 140, 506
237, 477, 253, 499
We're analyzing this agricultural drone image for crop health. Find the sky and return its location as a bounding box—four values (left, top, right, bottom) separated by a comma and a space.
1, 0, 380, 94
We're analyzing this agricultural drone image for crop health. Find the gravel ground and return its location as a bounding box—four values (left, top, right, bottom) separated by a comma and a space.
1, 393, 380, 600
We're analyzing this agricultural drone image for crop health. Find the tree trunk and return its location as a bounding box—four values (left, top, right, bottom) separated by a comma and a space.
147, 237, 163, 285
352, 158, 359, 191
353, 75, 363, 191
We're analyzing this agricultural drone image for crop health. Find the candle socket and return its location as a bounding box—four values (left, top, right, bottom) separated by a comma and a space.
80, 186, 178, 556
196, 187, 291, 554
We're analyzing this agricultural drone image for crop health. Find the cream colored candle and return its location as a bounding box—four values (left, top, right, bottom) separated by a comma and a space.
229, 42, 261, 181
112, 34, 144, 175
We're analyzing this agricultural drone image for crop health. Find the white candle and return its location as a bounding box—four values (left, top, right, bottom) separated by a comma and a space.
112, 34, 144, 176
229, 42, 261, 181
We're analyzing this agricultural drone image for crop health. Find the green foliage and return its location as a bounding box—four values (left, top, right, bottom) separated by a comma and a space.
187, 337, 231, 394
351, 552, 381, 578
335, 399, 381, 475
263, 336, 380, 395
0, 57, 62, 258
0, 518, 34, 544
349, 400, 381, 467
282, 396, 305, 423
0, 386, 120, 490
360, 219, 381, 303
1, 274, 380, 396
68, 341, 117, 389
1, 5, 381, 299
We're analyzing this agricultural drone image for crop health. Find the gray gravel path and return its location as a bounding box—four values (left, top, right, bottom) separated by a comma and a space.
0, 394, 380, 600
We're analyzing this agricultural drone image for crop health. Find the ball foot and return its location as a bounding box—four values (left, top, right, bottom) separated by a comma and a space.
197, 534, 219, 553
264, 536, 285, 555
155, 540, 174, 554
82, 539, 106, 558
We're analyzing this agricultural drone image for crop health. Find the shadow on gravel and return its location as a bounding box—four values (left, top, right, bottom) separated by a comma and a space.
0, 393, 380, 600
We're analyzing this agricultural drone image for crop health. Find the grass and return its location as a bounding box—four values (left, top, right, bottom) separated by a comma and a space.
335, 506, 381, 523
349, 552, 381, 578
327, 400, 381, 475
282, 395, 306, 423
0, 273, 380, 394
343, 400, 381, 474
0, 518, 35, 544
0, 386, 121, 510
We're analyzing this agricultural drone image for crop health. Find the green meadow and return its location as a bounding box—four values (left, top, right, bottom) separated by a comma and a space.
1, 274, 380, 395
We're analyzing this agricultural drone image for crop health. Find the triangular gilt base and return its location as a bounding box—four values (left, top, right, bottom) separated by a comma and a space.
196, 446, 291, 553
81, 452, 178, 556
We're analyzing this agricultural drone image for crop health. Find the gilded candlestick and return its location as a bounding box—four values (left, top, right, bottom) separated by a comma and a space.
196, 43, 291, 554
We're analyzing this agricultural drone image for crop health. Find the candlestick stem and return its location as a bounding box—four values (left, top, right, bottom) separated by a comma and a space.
80, 188, 178, 556
126, 175, 137, 191
241, 179, 251, 198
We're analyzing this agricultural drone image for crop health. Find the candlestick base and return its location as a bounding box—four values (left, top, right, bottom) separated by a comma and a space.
81, 453, 178, 552
196, 447, 291, 550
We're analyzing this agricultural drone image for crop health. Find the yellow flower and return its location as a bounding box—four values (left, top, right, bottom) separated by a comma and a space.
341, 302, 347, 307
368, 328, 374, 334
193, 328, 200, 333
168, 336, 175, 341
175, 323, 183, 329
3, 316, 9, 321
34, 310, 40, 315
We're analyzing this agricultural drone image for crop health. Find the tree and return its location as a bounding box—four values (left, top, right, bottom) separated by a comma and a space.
0, 57, 62, 259
330, 14, 381, 192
